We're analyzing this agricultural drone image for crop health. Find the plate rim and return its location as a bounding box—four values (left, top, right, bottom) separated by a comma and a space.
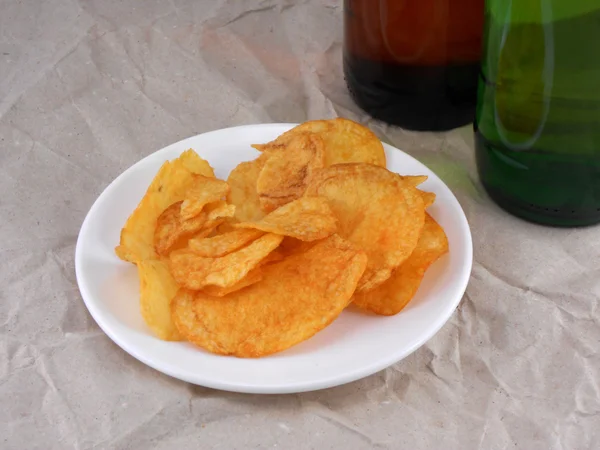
75, 123, 473, 394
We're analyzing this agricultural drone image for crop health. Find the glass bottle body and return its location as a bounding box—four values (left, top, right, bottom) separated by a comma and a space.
475, 0, 600, 226
344, 0, 484, 131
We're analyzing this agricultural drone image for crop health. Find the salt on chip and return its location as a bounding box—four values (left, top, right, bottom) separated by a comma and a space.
189, 229, 265, 258
253, 118, 386, 168
353, 214, 448, 315
180, 176, 229, 221
256, 133, 325, 212
115, 150, 214, 263
305, 163, 425, 292
227, 153, 268, 222
171, 235, 368, 357
137, 260, 182, 340
234, 197, 337, 241
169, 233, 284, 290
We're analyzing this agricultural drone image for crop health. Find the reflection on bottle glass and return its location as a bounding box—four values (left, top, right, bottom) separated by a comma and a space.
475, 0, 600, 226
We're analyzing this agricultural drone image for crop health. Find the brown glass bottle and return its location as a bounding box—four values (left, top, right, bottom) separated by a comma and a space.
344, 0, 484, 131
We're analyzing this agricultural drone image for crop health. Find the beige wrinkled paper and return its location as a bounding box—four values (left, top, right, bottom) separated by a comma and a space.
1, 1, 598, 449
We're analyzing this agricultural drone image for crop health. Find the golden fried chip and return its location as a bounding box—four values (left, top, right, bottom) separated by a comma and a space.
278, 237, 316, 257
353, 214, 448, 315
115, 150, 214, 263
171, 235, 368, 357
227, 153, 268, 222
260, 249, 285, 264
201, 267, 263, 297
234, 197, 337, 241
178, 148, 215, 178
256, 133, 325, 212
180, 176, 229, 221
305, 163, 425, 291
400, 175, 428, 187
137, 260, 182, 340
169, 233, 284, 289
189, 229, 265, 257
201, 248, 284, 297
398, 175, 435, 207
154, 202, 209, 257
420, 190, 436, 208
205, 201, 236, 220
253, 118, 386, 168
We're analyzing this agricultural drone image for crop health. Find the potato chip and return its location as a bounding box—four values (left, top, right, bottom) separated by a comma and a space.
201, 267, 264, 297
256, 133, 325, 212
154, 202, 210, 257
227, 153, 268, 222
215, 221, 237, 234
137, 260, 182, 340
195, 218, 227, 240
180, 176, 229, 221
400, 175, 428, 187
171, 235, 368, 357
420, 190, 436, 208
398, 175, 435, 207
178, 148, 215, 178
305, 163, 425, 291
353, 214, 448, 315
205, 201, 236, 220
169, 233, 284, 289
189, 229, 265, 257
260, 249, 285, 264
234, 197, 337, 241
115, 150, 214, 263
253, 118, 386, 168
278, 237, 316, 257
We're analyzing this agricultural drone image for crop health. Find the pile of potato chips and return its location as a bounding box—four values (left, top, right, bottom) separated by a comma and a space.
116, 118, 448, 357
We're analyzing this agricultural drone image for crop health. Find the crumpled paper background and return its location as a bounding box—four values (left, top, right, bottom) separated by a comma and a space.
1, 1, 599, 449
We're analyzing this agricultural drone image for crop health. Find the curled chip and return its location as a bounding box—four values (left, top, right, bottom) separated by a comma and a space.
400, 175, 428, 186
180, 176, 229, 221
169, 233, 284, 290
305, 163, 425, 292
115, 150, 215, 263
205, 201, 236, 220
256, 133, 325, 212
353, 214, 448, 315
137, 260, 182, 340
189, 229, 265, 258
234, 197, 337, 241
278, 237, 317, 257
171, 235, 368, 357
227, 153, 268, 222
253, 118, 386, 168
201, 266, 264, 297
154, 202, 212, 257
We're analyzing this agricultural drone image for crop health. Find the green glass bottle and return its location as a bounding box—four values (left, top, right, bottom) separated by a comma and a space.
475, 0, 600, 226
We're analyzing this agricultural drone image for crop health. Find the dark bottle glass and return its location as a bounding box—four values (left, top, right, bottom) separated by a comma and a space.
344, 0, 484, 131
475, 0, 600, 226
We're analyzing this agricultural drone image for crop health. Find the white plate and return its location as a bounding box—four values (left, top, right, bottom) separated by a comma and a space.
75, 124, 472, 394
